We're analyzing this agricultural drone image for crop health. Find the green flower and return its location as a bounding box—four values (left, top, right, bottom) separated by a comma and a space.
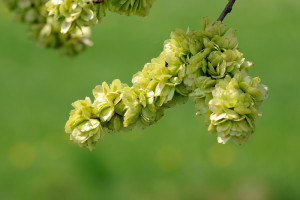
46, 0, 106, 34
4, 0, 93, 56
5, 0, 156, 56
37, 19, 92, 56
65, 97, 104, 150
4, 0, 47, 23
70, 119, 103, 151
205, 49, 245, 78
93, 79, 127, 123
65, 97, 94, 134
207, 72, 268, 145
121, 87, 143, 127
64, 17, 268, 149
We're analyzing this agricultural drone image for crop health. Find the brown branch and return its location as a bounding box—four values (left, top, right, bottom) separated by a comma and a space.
217, 0, 236, 22
86, 0, 103, 4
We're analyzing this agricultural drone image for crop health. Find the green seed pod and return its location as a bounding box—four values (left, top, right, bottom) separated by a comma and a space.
92, 80, 128, 122
65, 97, 94, 134
70, 119, 103, 150
207, 72, 268, 145
5, 0, 156, 56
45, 0, 106, 34
4, 0, 93, 56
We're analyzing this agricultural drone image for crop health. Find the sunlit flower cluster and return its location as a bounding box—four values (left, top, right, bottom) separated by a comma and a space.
65, 17, 268, 150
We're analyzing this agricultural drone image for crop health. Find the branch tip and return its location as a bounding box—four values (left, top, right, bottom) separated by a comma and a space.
217, 0, 236, 22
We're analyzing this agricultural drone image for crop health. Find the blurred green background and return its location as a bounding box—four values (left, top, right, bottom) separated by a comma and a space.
0, 0, 300, 199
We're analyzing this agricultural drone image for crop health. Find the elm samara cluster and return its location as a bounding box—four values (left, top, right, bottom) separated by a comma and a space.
3, 0, 156, 56
65, 17, 268, 150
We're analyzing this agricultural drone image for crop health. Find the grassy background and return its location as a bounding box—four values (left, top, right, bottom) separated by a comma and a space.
0, 0, 300, 199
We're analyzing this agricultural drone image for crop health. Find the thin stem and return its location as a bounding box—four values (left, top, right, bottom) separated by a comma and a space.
217, 0, 236, 22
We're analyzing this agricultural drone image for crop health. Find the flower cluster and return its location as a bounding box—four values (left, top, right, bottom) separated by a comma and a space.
45, 0, 155, 34
45, 0, 105, 34
3, 0, 47, 23
3, 0, 93, 56
65, 97, 103, 150
207, 72, 268, 145
3, 0, 156, 56
65, 17, 268, 150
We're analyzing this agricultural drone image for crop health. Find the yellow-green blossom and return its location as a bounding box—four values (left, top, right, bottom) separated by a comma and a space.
65, 17, 268, 150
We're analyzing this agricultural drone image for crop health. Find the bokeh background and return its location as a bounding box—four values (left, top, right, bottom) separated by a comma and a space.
0, 0, 299, 199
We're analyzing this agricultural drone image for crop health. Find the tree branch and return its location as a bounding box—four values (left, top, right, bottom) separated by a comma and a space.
86, 0, 103, 4
217, 0, 236, 22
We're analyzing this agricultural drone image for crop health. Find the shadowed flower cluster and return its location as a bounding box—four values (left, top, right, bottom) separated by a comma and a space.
3, 0, 93, 56
3, 0, 156, 56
